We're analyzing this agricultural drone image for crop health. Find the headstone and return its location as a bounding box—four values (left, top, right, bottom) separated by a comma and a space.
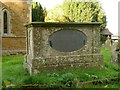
105, 36, 111, 50
111, 41, 118, 63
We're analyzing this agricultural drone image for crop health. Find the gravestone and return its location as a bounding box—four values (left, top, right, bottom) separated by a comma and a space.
24, 22, 103, 75
105, 36, 111, 50
111, 41, 118, 63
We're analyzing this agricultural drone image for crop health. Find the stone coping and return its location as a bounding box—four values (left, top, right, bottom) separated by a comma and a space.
25, 22, 102, 28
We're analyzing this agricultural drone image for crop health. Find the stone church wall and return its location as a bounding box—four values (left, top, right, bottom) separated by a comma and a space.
0, 0, 31, 55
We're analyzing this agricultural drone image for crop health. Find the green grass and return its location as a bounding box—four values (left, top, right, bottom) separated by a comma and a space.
2, 56, 29, 86
2, 47, 119, 88
100, 46, 118, 74
100, 46, 112, 62
0, 56, 2, 90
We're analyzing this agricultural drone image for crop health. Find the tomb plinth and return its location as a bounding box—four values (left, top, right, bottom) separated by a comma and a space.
25, 22, 103, 75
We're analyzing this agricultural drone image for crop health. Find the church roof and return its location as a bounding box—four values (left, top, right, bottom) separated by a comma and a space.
101, 28, 113, 35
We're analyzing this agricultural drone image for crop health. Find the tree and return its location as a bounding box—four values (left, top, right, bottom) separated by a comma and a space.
45, 6, 70, 22
32, 2, 46, 22
45, 0, 107, 31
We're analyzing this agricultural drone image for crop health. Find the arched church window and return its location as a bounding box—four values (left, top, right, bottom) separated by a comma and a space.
3, 11, 8, 34
2, 9, 11, 36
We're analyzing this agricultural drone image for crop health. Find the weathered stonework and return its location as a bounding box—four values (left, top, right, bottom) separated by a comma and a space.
0, 0, 31, 55
25, 22, 103, 75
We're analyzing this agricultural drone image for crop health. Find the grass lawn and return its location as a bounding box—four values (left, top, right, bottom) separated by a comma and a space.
2, 47, 119, 88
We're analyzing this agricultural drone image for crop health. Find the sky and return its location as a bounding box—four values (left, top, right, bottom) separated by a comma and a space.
99, 0, 119, 35
34, 0, 119, 35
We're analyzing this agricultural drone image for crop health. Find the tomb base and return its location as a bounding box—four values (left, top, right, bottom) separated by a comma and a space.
25, 54, 103, 75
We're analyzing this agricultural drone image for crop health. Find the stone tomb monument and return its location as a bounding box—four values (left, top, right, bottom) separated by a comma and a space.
25, 22, 103, 75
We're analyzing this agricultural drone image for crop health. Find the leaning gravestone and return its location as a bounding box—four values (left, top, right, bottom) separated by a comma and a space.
24, 22, 103, 75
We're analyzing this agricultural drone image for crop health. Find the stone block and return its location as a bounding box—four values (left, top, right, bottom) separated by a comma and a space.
25, 22, 103, 75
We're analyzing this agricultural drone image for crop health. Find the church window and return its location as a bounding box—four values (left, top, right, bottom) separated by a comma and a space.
2, 9, 11, 36
3, 11, 8, 34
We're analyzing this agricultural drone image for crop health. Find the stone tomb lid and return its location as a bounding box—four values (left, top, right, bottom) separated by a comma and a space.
25, 22, 102, 28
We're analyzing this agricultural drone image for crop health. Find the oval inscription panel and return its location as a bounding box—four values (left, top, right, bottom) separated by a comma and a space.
48, 29, 87, 52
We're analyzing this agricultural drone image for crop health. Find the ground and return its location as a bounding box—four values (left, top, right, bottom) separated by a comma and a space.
1, 46, 119, 88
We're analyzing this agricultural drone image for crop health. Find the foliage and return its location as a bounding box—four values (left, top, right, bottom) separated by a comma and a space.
58, 73, 74, 87
45, 0, 107, 31
45, 6, 66, 22
100, 35, 107, 44
32, 2, 46, 22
